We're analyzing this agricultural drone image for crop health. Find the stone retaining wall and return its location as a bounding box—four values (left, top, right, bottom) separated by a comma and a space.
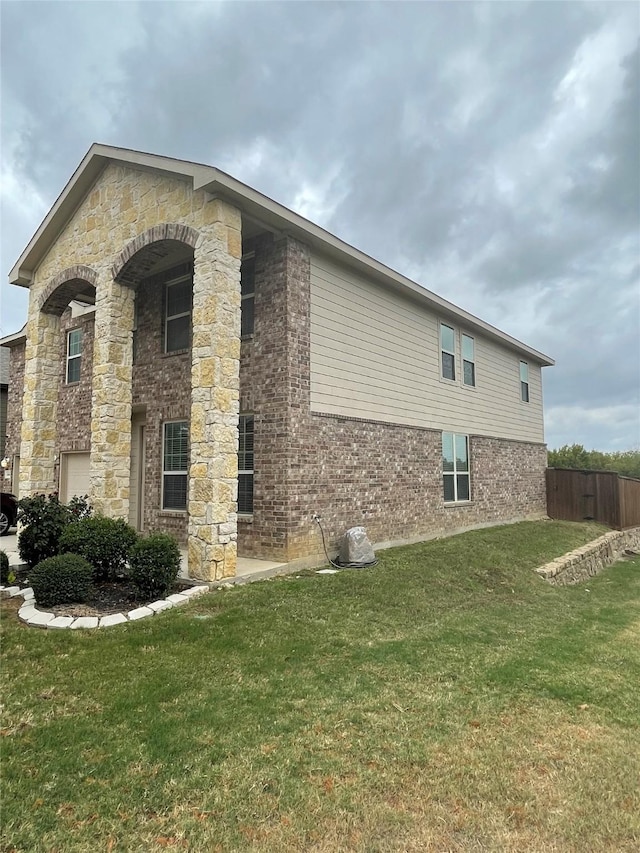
536, 527, 640, 585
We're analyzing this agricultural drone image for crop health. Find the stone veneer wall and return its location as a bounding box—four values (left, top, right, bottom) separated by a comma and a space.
536, 527, 640, 585
18, 163, 240, 579
187, 201, 242, 580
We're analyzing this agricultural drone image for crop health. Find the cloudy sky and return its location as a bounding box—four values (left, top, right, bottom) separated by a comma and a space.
1, 0, 638, 450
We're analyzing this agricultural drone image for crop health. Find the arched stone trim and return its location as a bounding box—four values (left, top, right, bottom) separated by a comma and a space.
39, 265, 99, 315
112, 224, 199, 283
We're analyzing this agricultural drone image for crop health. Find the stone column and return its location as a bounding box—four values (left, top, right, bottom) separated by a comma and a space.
188, 199, 242, 580
19, 309, 62, 495
90, 276, 135, 517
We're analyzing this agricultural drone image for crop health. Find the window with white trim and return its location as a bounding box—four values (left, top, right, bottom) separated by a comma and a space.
462, 334, 475, 387
442, 432, 470, 502
162, 421, 188, 510
165, 273, 192, 353
241, 253, 255, 337
66, 328, 82, 383
440, 323, 456, 380
238, 414, 254, 514
520, 361, 529, 403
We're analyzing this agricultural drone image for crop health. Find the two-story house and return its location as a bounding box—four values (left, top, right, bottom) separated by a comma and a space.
2, 144, 553, 580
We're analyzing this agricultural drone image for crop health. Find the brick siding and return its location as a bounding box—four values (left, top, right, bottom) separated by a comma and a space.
58, 308, 95, 452
2, 342, 25, 494
131, 267, 193, 543
237, 234, 547, 562
5, 231, 548, 560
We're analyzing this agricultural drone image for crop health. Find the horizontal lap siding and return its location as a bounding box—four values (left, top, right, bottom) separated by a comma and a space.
310, 253, 545, 442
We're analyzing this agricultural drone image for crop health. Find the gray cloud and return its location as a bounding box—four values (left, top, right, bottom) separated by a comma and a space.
1, 0, 638, 450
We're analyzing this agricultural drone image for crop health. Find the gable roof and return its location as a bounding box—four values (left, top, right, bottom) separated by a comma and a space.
9, 144, 553, 366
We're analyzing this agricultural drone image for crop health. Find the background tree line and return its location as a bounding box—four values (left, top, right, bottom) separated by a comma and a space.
547, 445, 640, 479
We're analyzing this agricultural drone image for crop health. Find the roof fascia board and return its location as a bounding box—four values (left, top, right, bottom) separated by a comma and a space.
0, 325, 27, 347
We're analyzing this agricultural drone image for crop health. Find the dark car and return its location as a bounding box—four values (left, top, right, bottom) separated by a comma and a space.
0, 492, 18, 536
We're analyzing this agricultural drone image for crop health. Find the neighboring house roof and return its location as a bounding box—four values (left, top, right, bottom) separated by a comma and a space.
8, 143, 554, 366
0, 325, 27, 349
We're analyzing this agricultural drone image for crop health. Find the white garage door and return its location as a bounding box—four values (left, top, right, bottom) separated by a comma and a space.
60, 452, 91, 502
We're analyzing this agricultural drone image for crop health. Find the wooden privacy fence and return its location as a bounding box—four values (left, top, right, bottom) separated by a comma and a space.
546, 468, 640, 530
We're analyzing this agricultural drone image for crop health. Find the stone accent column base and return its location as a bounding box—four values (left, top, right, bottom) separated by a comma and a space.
188, 538, 237, 581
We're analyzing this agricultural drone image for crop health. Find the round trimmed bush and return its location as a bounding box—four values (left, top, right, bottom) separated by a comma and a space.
1, 550, 9, 585
30, 553, 93, 608
129, 533, 181, 599
58, 517, 138, 582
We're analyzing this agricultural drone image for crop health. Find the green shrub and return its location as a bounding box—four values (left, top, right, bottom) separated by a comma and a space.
18, 494, 70, 568
17, 493, 94, 569
129, 533, 181, 599
0, 551, 9, 585
58, 517, 138, 582
30, 553, 93, 608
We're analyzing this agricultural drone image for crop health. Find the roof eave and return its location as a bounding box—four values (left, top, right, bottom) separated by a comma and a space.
8, 144, 214, 287
198, 171, 555, 367
0, 324, 27, 347
9, 144, 554, 367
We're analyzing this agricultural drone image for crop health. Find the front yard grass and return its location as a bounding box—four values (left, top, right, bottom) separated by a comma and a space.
2, 519, 639, 852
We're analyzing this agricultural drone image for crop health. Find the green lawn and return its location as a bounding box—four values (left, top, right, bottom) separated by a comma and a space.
2, 520, 639, 852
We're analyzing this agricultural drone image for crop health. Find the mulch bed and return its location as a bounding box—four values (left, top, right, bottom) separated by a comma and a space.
50, 580, 157, 618
7, 568, 184, 618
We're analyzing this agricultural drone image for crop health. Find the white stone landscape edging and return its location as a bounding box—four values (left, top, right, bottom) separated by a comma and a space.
535, 527, 640, 585
0, 584, 209, 629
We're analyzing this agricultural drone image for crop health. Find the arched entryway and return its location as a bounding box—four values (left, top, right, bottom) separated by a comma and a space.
110, 227, 198, 539
19, 267, 99, 498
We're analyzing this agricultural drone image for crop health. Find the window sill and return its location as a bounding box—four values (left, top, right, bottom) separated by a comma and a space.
241, 333, 254, 342
162, 349, 190, 358
444, 500, 472, 508
64, 381, 81, 387
238, 514, 254, 523
160, 509, 187, 517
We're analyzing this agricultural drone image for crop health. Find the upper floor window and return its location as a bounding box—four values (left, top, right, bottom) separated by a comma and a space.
462, 334, 475, 387
440, 323, 456, 381
520, 361, 529, 402
66, 328, 82, 383
162, 421, 188, 510
238, 414, 254, 514
442, 432, 470, 503
241, 253, 255, 337
165, 274, 192, 353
